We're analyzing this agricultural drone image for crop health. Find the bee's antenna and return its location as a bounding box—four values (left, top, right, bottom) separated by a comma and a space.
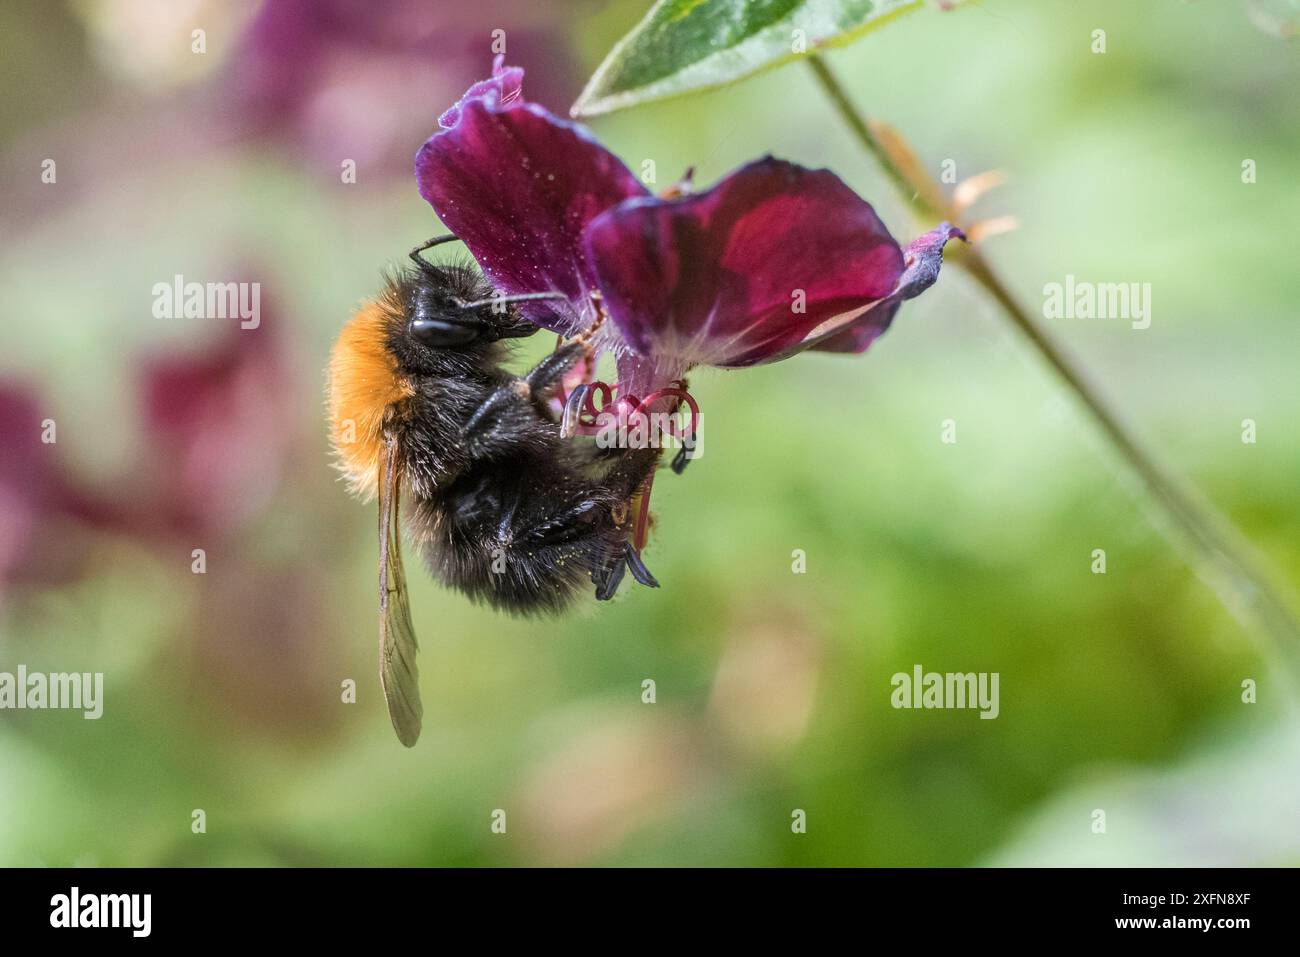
409, 234, 463, 269
456, 291, 570, 310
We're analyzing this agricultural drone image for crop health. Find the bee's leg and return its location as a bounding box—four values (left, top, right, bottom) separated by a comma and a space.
560, 383, 593, 438
523, 339, 586, 396
521, 499, 601, 549
603, 445, 663, 498
594, 545, 628, 601
462, 391, 535, 455
463, 340, 587, 447
514, 457, 662, 602
466, 340, 582, 435
591, 540, 658, 599
532, 309, 602, 410
590, 446, 665, 599
512, 497, 635, 599
670, 442, 697, 475
623, 541, 660, 588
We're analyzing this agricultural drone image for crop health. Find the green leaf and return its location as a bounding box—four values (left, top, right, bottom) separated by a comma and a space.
572, 0, 936, 118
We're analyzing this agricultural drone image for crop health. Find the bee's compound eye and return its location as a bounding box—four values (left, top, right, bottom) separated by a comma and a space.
408, 315, 481, 348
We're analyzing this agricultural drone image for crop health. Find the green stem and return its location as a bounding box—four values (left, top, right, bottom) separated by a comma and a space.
808, 53, 1300, 683
807, 56, 926, 214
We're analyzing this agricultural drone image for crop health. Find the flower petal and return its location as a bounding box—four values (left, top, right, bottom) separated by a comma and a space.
804, 300, 902, 354
895, 222, 966, 301
416, 60, 648, 333
438, 54, 523, 127
806, 222, 965, 355
584, 157, 905, 368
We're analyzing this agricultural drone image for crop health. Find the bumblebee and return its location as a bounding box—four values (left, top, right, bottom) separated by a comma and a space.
327, 237, 663, 745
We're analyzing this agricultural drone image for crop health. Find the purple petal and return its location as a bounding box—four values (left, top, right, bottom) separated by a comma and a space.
438, 54, 523, 127
584, 157, 905, 368
613, 352, 692, 404
807, 222, 965, 355
896, 223, 966, 301
416, 62, 648, 333
806, 300, 902, 354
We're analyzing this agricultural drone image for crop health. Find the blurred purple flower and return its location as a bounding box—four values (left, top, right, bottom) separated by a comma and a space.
0, 318, 294, 615
226, 0, 581, 174
0, 384, 82, 591
134, 320, 291, 543
416, 59, 962, 396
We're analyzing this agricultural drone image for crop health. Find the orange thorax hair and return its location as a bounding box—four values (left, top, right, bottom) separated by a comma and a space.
327, 300, 413, 499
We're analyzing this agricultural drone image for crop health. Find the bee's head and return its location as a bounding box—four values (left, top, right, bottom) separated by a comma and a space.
387, 263, 538, 372
328, 262, 543, 496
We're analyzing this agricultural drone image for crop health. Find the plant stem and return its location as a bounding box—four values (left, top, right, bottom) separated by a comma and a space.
807, 53, 1300, 683
807, 57, 926, 213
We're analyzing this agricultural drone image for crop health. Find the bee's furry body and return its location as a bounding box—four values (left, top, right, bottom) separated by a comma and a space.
330, 258, 659, 615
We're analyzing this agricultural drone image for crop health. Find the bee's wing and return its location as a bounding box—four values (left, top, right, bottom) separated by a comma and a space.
378, 432, 422, 747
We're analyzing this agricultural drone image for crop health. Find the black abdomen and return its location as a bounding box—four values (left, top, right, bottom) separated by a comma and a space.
408, 452, 636, 615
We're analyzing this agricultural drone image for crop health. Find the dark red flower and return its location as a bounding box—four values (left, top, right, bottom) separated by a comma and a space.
416, 59, 962, 395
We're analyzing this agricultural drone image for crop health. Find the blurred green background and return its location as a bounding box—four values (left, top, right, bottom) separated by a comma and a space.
1, 0, 1297, 867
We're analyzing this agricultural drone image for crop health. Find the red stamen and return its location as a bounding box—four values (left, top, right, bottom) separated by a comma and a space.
633, 469, 655, 553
